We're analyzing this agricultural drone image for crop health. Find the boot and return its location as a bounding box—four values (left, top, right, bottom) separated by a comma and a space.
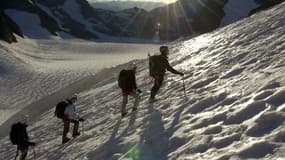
121, 112, 128, 118
72, 132, 80, 138
62, 137, 71, 144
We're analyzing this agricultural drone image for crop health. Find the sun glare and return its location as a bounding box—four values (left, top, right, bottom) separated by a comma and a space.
90, 0, 177, 4
164, 0, 177, 4
122, 0, 178, 4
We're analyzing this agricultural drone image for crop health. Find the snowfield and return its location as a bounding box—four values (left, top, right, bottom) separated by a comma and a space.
1, 2, 285, 160
0, 38, 159, 128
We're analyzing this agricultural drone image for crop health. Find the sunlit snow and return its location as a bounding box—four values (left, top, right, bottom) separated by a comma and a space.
0, 2, 285, 160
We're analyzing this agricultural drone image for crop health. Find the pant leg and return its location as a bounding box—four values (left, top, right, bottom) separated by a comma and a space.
130, 92, 140, 109
62, 119, 70, 140
71, 120, 79, 135
121, 95, 128, 114
20, 149, 28, 160
150, 75, 164, 99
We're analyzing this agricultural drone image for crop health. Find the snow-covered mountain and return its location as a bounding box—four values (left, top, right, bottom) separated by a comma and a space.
91, 1, 166, 11
1, 0, 284, 42
221, 0, 259, 26
222, 0, 285, 26
0, 2, 284, 160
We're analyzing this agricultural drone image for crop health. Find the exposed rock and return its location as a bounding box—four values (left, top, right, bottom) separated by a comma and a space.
0, 10, 22, 43
249, 0, 285, 15
0, 0, 60, 36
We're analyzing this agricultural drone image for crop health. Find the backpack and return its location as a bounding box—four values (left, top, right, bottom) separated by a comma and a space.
149, 55, 162, 77
55, 101, 68, 119
118, 69, 134, 89
10, 122, 27, 145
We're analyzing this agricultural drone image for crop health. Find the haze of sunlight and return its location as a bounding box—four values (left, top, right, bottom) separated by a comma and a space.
88, 0, 177, 4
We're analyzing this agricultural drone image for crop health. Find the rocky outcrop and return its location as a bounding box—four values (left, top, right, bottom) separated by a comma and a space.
149, 0, 228, 40
37, 0, 98, 39
0, 10, 23, 43
0, 0, 60, 36
249, 0, 285, 15
18, 0, 228, 40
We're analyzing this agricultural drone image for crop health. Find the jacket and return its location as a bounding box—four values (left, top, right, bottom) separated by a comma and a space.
64, 102, 78, 120
150, 54, 182, 76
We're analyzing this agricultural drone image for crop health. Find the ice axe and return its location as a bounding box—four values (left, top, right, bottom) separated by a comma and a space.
14, 148, 19, 160
33, 147, 36, 160
78, 116, 85, 136
81, 121, 85, 136
182, 76, 187, 99
82, 122, 84, 135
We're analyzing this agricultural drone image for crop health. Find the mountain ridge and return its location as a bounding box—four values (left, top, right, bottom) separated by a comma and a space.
0, 0, 284, 43
91, 1, 166, 11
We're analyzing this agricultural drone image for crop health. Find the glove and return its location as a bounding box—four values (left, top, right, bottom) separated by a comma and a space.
79, 118, 85, 122
136, 89, 142, 94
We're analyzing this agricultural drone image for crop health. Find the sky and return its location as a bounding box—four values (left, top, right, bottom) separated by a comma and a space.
87, 0, 177, 4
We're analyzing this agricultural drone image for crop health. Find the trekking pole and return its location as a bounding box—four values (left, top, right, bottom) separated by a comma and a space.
81, 122, 84, 136
14, 148, 19, 160
182, 76, 187, 99
33, 147, 36, 160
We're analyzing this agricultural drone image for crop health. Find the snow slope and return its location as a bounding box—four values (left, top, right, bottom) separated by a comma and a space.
1, 2, 285, 160
0, 38, 159, 127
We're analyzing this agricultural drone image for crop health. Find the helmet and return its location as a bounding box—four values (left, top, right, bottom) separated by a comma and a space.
20, 114, 29, 124
160, 46, 169, 54
129, 63, 137, 71
71, 94, 78, 100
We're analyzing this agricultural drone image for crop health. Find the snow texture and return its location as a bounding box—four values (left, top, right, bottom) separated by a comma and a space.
0, 2, 285, 160
0, 37, 159, 126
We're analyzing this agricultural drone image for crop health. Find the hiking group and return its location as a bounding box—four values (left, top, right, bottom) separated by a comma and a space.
9, 45, 184, 159
118, 45, 184, 117
9, 95, 85, 159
